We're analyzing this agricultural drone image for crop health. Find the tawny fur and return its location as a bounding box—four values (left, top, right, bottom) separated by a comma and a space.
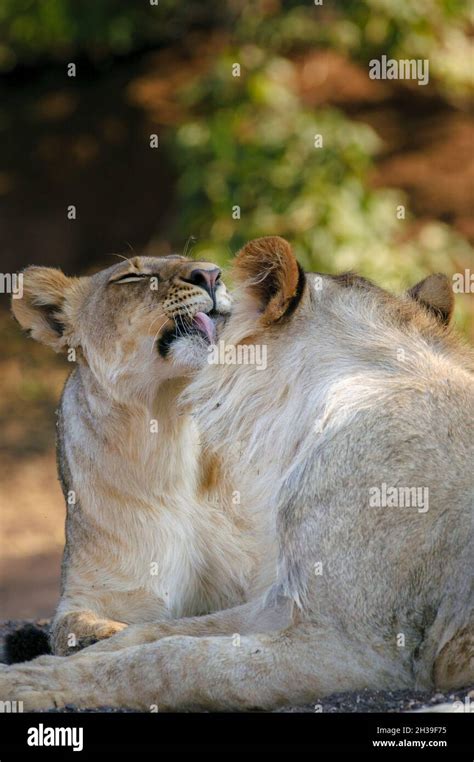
11, 255, 263, 656
3, 238, 472, 710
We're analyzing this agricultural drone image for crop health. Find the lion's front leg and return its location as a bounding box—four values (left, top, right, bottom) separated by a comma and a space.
84, 596, 292, 654
1, 621, 399, 711
1, 624, 380, 712
1, 634, 284, 711
80, 602, 258, 654
0, 652, 121, 711
51, 610, 128, 655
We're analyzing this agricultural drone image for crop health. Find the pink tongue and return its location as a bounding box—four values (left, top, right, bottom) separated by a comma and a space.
193, 312, 216, 343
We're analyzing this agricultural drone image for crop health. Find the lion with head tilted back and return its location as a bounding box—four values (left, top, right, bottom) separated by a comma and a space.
8, 254, 262, 660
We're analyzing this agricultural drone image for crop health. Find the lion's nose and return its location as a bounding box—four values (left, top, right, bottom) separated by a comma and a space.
183, 268, 221, 298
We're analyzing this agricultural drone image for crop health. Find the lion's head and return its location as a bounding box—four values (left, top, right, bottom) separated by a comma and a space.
12, 254, 231, 402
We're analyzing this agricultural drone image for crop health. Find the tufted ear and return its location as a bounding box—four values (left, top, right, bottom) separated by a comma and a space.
233, 236, 306, 325
408, 273, 454, 326
11, 266, 72, 352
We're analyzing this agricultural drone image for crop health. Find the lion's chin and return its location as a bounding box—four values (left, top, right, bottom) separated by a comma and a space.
166, 334, 213, 371
157, 309, 228, 363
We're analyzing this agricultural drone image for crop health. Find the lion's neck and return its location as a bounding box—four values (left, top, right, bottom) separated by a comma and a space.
70, 365, 200, 499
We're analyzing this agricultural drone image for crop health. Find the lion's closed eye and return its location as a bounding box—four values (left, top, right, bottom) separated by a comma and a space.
110, 273, 157, 285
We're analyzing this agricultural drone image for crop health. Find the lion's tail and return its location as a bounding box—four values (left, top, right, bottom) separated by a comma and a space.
2, 624, 51, 664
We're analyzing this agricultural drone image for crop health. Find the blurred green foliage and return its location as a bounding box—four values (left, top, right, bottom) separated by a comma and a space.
1, 0, 472, 333
0, 0, 225, 69
236, 0, 473, 99
1, 0, 472, 98
163, 1, 472, 334
338, 0, 473, 99
171, 52, 472, 299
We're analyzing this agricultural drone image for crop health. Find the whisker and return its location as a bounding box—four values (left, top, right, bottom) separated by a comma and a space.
125, 241, 137, 258
149, 315, 172, 357
173, 304, 193, 342
183, 236, 197, 259
148, 311, 168, 334
105, 252, 131, 263
226, 243, 238, 260
182, 304, 197, 341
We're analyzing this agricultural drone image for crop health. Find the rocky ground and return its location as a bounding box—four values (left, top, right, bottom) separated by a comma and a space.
1, 619, 472, 714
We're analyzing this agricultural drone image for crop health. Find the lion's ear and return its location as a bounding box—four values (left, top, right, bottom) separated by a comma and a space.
11, 266, 72, 351
407, 274, 454, 326
233, 236, 305, 325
